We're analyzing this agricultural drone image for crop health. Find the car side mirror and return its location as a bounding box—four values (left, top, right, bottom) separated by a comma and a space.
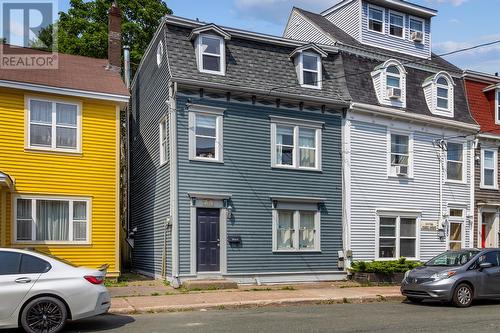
479, 262, 493, 271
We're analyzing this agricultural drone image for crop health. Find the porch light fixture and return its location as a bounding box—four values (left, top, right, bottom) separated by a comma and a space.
227, 204, 233, 219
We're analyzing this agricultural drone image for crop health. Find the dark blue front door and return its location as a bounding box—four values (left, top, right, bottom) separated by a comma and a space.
197, 208, 220, 272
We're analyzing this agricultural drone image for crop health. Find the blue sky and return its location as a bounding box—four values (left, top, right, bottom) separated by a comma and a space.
60, 0, 499, 73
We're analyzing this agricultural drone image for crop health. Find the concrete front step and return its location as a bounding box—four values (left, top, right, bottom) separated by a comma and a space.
182, 279, 238, 291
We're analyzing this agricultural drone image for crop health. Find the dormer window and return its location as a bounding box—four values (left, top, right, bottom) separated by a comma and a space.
189, 24, 231, 76
301, 53, 321, 88
368, 5, 384, 33
371, 59, 406, 108
198, 35, 225, 75
290, 44, 327, 90
436, 77, 449, 110
422, 72, 454, 117
389, 11, 404, 38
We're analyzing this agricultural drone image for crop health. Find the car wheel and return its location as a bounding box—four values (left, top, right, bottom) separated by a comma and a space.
452, 283, 473, 308
407, 297, 423, 303
20, 296, 67, 333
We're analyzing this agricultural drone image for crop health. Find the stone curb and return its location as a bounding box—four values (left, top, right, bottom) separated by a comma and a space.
110, 295, 406, 315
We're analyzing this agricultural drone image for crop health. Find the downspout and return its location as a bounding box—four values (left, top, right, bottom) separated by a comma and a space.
169, 81, 180, 288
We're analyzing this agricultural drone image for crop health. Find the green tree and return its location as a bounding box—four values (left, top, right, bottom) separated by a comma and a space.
40, 0, 171, 69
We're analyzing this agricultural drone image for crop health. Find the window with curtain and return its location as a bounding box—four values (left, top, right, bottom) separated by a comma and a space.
482, 149, 497, 188
15, 198, 89, 243
378, 216, 418, 259
29, 99, 79, 151
447, 142, 464, 181
274, 208, 320, 252
272, 122, 321, 170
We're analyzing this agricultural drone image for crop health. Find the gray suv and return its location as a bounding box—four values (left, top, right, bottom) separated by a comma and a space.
401, 249, 500, 307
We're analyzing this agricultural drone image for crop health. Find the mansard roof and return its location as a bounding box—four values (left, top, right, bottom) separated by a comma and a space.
163, 16, 351, 105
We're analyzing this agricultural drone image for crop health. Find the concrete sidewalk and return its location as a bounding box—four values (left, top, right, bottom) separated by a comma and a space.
110, 286, 403, 314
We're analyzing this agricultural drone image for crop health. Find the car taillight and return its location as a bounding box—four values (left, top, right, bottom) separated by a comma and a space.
84, 276, 104, 285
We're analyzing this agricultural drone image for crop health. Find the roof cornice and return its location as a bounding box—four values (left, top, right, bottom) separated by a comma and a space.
0, 79, 130, 104
173, 77, 350, 108
164, 15, 339, 52
289, 43, 330, 59
188, 23, 231, 41
350, 102, 480, 132
463, 70, 500, 84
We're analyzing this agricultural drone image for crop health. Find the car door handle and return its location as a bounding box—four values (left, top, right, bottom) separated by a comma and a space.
15, 277, 32, 284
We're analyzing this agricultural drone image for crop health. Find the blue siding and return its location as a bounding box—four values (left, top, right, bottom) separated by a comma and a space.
361, 1, 431, 58
175, 95, 343, 275
130, 25, 172, 277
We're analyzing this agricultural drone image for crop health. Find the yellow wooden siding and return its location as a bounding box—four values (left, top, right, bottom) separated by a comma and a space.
0, 87, 120, 276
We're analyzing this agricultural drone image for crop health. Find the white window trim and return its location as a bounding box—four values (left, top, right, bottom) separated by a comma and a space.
495, 89, 500, 125
270, 117, 323, 171
480, 148, 498, 190
13, 195, 91, 245
425, 72, 454, 118
272, 207, 321, 253
435, 77, 452, 114
25, 96, 82, 154
156, 40, 164, 67
445, 141, 467, 184
409, 16, 425, 43
387, 130, 413, 178
375, 213, 420, 260
196, 34, 226, 76
159, 116, 168, 166
188, 105, 224, 163
367, 4, 385, 35
298, 52, 322, 90
388, 10, 405, 40
447, 206, 466, 250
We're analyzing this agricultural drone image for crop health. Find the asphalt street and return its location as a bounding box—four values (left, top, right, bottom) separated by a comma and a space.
12, 300, 500, 333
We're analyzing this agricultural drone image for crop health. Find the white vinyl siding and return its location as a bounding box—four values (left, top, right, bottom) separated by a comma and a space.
27, 98, 81, 153
14, 196, 90, 244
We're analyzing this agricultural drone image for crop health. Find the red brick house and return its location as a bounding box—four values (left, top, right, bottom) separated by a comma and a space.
463, 70, 500, 248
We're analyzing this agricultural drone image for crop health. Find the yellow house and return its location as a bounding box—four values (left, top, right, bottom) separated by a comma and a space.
0, 45, 129, 277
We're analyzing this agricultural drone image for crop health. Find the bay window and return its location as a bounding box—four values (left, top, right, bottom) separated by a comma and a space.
271, 117, 322, 171
378, 215, 418, 259
274, 207, 320, 252
28, 98, 80, 152
481, 149, 497, 189
15, 197, 90, 243
446, 142, 464, 182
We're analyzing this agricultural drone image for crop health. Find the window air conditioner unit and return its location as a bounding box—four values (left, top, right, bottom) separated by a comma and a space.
387, 87, 402, 100
396, 165, 408, 176
411, 31, 423, 43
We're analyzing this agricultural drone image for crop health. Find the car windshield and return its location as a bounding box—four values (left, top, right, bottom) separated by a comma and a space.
426, 250, 480, 267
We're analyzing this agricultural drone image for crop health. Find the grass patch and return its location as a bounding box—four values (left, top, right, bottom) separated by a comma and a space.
280, 286, 296, 291
151, 292, 161, 296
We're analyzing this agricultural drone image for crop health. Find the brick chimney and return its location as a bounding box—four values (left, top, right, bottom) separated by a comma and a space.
108, 0, 122, 69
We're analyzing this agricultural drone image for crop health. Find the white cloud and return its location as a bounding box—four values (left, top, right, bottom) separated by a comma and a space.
425, 0, 469, 6
449, 18, 460, 24
434, 34, 500, 55
233, 0, 336, 25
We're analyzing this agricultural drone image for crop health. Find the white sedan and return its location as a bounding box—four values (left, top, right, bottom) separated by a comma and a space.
0, 248, 110, 333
